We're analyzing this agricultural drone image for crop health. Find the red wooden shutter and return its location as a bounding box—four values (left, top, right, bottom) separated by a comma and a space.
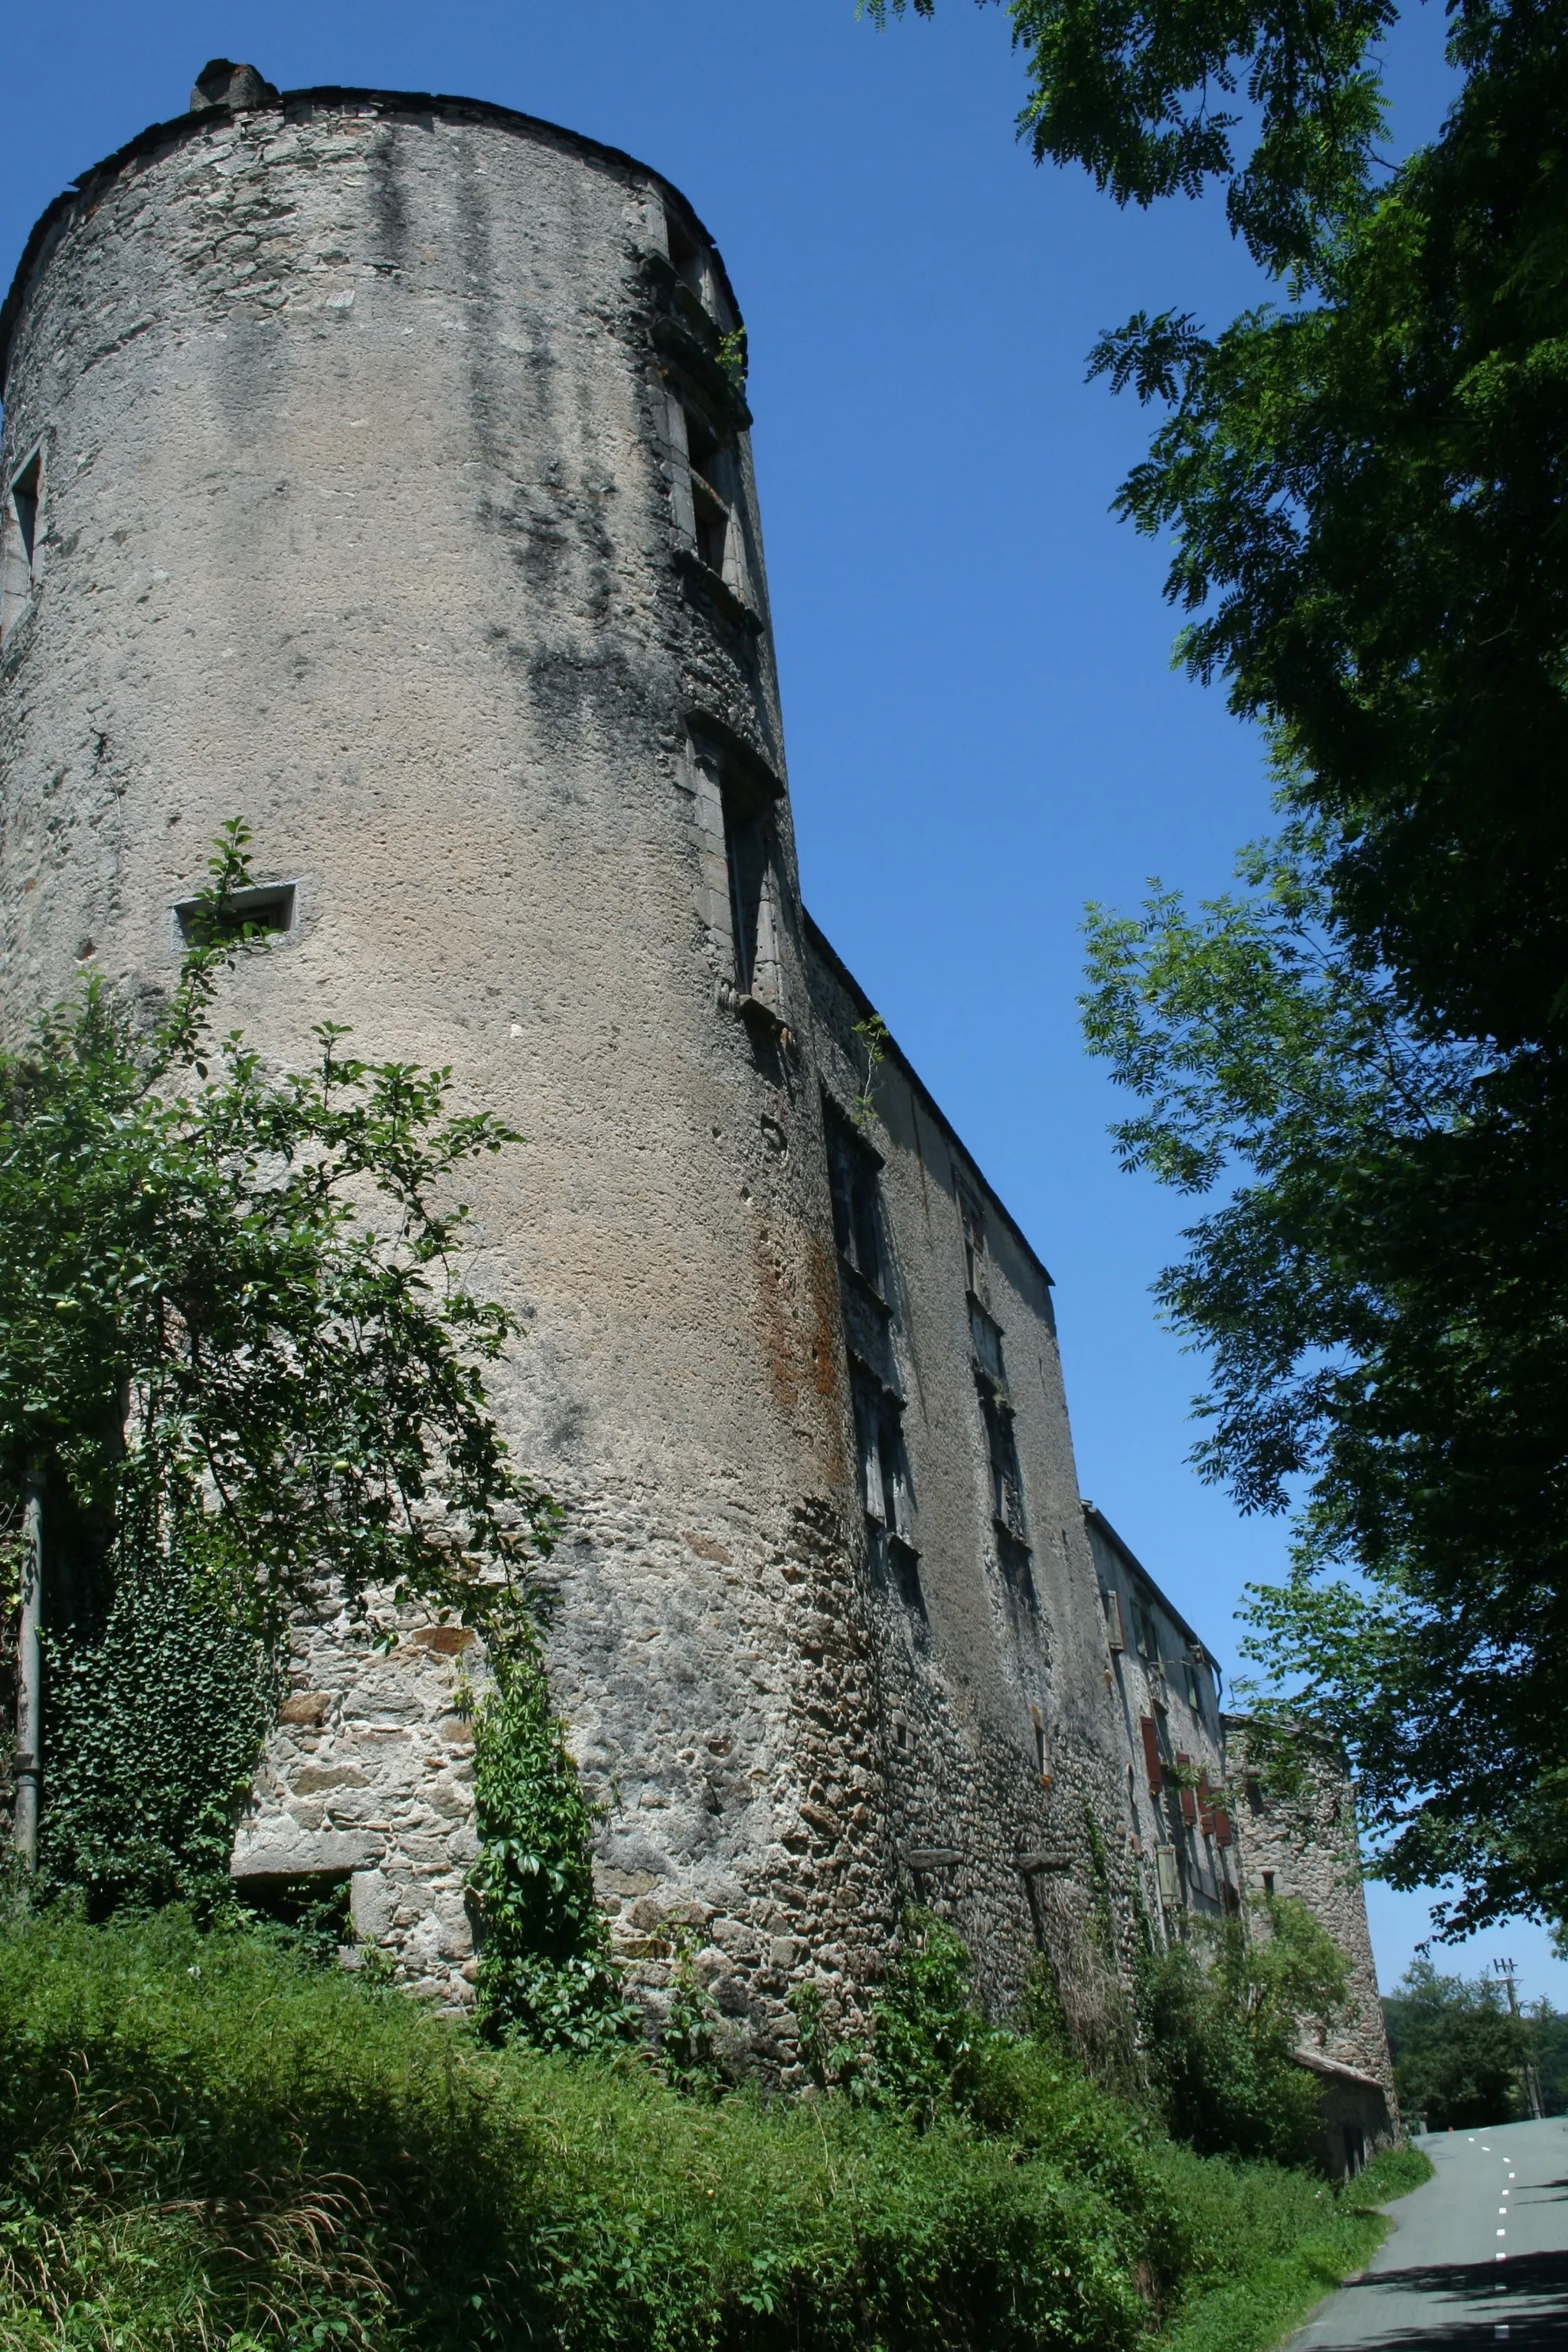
1175, 1750, 1197, 1828
1140, 1715, 1162, 1795
1214, 1804, 1233, 1847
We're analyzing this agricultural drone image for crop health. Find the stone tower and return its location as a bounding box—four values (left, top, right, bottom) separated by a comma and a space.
0, 74, 1220, 2060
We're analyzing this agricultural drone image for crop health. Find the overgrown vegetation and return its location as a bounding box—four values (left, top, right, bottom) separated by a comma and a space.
1138, 1899, 1351, 2164
469, 1631, 639, 2054
0, 823, 557, 1911
0, 1907, 1428, 2352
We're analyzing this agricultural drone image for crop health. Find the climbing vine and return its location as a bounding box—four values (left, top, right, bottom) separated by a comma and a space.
469, 1632, 639, 2053
38, 1558, 275, 1916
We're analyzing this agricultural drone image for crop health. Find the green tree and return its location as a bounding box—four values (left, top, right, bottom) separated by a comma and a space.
867, 0, 1568, 1936
1138, 1896, 1350, 2164
0, 824, 558, 1906
1383, 1958, 1523, 2128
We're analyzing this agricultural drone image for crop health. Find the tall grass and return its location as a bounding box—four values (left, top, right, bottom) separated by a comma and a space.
0, 1910, 1427, 2350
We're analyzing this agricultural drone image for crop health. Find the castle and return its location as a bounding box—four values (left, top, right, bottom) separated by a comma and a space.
0, 64, 1396, 2167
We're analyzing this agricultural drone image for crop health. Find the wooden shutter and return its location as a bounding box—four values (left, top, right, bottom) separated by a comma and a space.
1140, 1715, 1162, 1795
1175, 1750, 1197, 1828
1213, 1803, 1233, 1847
1104, 1590, 1125, 1651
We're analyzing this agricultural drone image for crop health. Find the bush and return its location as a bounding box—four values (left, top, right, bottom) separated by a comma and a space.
0, 1909, 1430, 2352
1138, 1900, 1350, 2165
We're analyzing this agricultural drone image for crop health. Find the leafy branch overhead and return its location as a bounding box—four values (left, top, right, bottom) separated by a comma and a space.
869, 0, 1568, 1941
862, 0, 1400, 273
0, 821, 559, 1658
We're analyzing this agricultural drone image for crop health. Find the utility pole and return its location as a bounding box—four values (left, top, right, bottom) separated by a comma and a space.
12, 1468, 43, 1868
1494, 1958, 1545, 2120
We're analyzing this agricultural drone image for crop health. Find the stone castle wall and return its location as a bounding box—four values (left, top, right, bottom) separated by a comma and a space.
0, 73, 1394, 2106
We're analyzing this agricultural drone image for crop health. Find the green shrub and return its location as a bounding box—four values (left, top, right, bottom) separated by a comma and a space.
1138, 1900, 1350, 2165
468, 1633, 638, 2054
0, 1909, 1429, 2352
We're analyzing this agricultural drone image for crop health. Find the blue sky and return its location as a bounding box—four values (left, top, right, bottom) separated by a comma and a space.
5, 0, 1557, 2003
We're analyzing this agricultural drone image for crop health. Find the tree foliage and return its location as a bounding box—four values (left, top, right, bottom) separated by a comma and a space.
867, 0, 1568, 1932
1138, 1897, 1350, 2164
0, 824, 559, 1896
0, 823, 557, 1654
1381, 1957, 1524, 2128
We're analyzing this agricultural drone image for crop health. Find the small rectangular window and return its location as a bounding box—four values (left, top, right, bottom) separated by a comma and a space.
969, 1297, 1006, 1385
174, 880, 296, 948
1184, 1658, 1204, 1711
1262, 1869, 1276, 1897
1031, 1709, 1050, 1785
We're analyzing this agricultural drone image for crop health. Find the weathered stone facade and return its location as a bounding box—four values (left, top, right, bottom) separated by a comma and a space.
0, 68, 1396, 2111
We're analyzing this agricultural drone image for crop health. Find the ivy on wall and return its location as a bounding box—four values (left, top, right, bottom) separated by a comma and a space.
469, 1633, 639, 2053
39, 1558, 274, 1915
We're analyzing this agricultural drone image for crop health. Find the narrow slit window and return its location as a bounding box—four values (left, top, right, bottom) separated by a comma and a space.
1, 451, 42, 639
721, 786, 770, 998
12, 457, 39, 572
827, 1112, 884, 1292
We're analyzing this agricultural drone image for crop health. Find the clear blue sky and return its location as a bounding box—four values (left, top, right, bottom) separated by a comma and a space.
6, 0, 1557, 2004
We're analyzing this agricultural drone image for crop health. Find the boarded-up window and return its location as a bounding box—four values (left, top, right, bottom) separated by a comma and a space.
1175, 1750, 1197, 1828
1139, 1715, 1162, 1795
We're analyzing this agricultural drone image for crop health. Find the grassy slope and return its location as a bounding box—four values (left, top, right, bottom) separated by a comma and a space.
0, 1911, 1429, 2352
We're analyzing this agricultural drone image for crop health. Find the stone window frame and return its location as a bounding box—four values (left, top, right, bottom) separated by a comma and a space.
851, 1357, 923, 1609
683, 726, 786, 1024
663, 386, 750, 609
0, 442, 44, 642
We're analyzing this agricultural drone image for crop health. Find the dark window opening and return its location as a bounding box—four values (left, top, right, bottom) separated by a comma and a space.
692, 478, 728, 574
982, 1391, 1027, 1542
998, 1522, 1036, 1606
684, 403, 724, 488
721, 788, 769, 995
1134, 1600, 1160, 1664
1246, 1776, 1265, 1817
958, 1187, 986, 1295
1263, 1869, 1276, 1897
668, 215, 707, 302
1184, 1658, 1205, 1711
828, 1114, 884, 1292
175, 880, 296, 947
1032, 1713, 1049, 1782
969, 1296, 1006, 1385
11, 455, 40, 571
231, 1870, 352, 1963
854, 1371, 921, 1609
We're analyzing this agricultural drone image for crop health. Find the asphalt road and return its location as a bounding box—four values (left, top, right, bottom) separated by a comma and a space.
1290, 2119, 1568, 2352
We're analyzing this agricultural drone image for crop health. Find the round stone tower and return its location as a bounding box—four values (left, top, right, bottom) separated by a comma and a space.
0, 80, 890, 2039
